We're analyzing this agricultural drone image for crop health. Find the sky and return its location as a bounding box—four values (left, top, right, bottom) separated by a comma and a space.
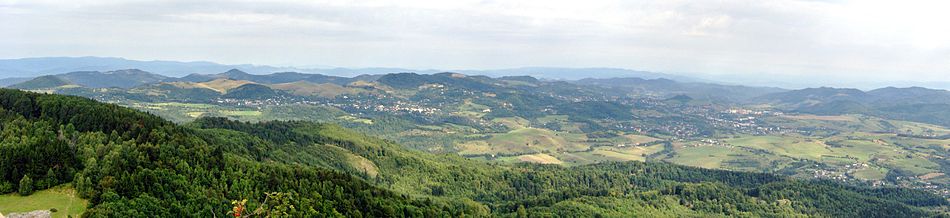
2, 0, 950, 84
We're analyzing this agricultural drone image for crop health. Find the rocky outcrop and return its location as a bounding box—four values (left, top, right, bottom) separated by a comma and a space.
5, 210, 51, 218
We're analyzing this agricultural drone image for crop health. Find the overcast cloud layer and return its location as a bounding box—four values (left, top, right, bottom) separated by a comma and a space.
2, 0, 949, 84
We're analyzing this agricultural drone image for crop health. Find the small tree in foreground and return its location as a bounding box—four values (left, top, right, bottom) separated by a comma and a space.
19, 175, 34, 196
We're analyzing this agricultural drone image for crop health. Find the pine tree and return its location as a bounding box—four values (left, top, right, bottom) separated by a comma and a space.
19, 175, 34, 196
517, 205, 528, 218
44, 169, 57, 189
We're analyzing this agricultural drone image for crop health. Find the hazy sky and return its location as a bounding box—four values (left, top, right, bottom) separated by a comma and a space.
2, 0, 949, 82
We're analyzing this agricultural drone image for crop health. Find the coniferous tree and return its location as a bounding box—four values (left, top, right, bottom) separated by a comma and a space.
18, 175, 33, 196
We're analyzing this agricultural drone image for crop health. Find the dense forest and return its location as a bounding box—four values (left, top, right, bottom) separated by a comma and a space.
0, 88, 947, 217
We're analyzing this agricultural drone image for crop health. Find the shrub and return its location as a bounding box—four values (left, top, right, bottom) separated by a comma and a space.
0, 181, 14, 194
19, 175, 34, 196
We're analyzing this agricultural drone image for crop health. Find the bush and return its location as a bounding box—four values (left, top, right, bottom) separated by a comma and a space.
51, 208, 59, 212
0, 181, 14, 194
19, 175, 33, 196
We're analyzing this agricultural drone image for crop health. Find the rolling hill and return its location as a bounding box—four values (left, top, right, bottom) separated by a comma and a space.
188, 78, 256, 93
57, 69, 168, 88
167, 69, 357, 85
269, 81, 369, 98
7, 69, 168, 89
7, 75, 72, 90
221, 83, 281, 99
756, 86, 950, 127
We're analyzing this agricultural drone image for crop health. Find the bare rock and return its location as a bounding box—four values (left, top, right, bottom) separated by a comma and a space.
5, 210, 51, 218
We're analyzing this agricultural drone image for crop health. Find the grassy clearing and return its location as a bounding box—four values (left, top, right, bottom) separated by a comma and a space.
667, 145, 739, 169
782, 114, 857, 122
148, 102, 215, 109
196, 78, 256, 93
492, 117, 530, 129
347, 153, 379, 178
339, 115, 374, 125
553, 152, 598, 166
534, 115, 569, 124
592, 149, 643, 161
621, 134, 661, 145
890, 120, 950, 135
852, 167, 887, 180
457, 128, 588, 156
507, 153, 563, 165
455, 100, 490, 118
727, 135, 832, 160
919, 172, 945, 180
0, 185, 87, 218
889, 157, 939, 176
573, 144, 666, 163
827, 139, 895, 162
220, 110, 263, 117
488, 128, 585, 151
187, 111, 205, 118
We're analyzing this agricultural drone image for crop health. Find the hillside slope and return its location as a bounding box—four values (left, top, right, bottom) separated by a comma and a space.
190, 117, 947, 217
7, 75, 72, 89
0, 89, 464, 217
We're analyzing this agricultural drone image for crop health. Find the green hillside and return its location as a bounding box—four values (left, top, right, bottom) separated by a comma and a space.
7, 75, 72, 90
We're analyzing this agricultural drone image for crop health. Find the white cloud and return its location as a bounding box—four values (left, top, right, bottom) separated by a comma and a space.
1, 0, 949, 83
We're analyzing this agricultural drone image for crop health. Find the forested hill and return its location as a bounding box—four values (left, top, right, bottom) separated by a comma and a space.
0, 89, 458, 217
0, 88, 947, 217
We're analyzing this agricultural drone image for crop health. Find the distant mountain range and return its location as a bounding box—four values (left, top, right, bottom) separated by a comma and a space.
8, 58, 950, 127
457, 67, 701, 82
9, 67, 948, 104
0, 57, 696, 82
575, 77, 786, 101
754, 86, 950, 107
753, 86, 950, 126
168, 69, 362, 85
4, 56, 950, 90
0, 57, 292, 78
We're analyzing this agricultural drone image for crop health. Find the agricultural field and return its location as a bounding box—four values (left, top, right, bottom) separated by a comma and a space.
726, 135, 830, 160
496, 153, 564, 165
129, 102, 231, 123
851, 167, 888, 180
453, 100, 491, 118
0, 185, 87, 218
556, 143, 667, 165
491, 117, 530, 129
455, 113, 670, 165
666, 144, 742, 169
457, 127, 587, 156
686, 119, 950, 186
662, 141, 793, 173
